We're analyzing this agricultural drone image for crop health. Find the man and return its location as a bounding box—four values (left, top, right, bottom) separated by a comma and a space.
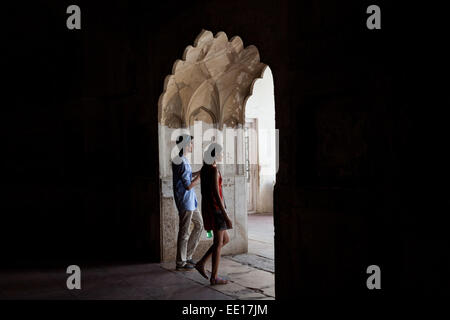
172, 134, 203, 270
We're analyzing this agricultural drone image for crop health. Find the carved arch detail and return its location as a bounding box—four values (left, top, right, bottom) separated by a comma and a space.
158, 29, 266, 129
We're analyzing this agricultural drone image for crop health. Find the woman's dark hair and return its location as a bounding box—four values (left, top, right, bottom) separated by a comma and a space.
200, 143, 223, 209
200, 159, 215, 201
203, 143, 222, 165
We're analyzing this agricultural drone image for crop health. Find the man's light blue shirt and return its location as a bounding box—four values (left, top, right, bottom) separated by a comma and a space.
172, 156, 198, 213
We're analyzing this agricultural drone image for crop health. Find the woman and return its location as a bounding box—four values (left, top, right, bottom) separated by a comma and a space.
195, 143, 233, 285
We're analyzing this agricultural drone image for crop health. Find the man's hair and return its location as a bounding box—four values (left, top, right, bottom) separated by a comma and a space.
176, 135, 193, 157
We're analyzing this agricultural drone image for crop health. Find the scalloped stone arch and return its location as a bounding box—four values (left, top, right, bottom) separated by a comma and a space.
158, 29, 267, 129
243, 65, 272, 119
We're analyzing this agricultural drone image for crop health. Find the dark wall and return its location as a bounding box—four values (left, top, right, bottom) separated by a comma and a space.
275, 1, 450, 296
2, 0, 449, 296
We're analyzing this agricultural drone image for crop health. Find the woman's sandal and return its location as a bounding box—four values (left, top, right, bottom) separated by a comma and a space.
210, 277, 228, 285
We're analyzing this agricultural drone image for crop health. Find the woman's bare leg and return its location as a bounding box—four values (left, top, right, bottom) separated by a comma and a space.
195, 230, 230, 283
211, 230, 224, 280
210, 230, 231, 284
195, 228, 220, 279
195, 243, 214, 279
223, 230, 230, 247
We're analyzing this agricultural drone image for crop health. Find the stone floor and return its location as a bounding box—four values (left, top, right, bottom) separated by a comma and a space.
248, 213, 274, 259
227, 213, 274, 273
158, 213, 275, 300
0, 213, 275, 300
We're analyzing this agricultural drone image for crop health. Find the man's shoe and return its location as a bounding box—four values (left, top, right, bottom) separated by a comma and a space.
176, 264, 195, 271
186, 259, 197, 266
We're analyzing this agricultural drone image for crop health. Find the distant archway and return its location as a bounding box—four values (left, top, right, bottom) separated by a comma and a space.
244, 66, 276, 214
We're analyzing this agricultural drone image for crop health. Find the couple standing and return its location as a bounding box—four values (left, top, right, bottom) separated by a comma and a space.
172, 134, 232, 285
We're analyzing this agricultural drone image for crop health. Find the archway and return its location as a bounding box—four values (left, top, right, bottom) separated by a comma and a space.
244, 66, 276, 262
157, 29, 274, 263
